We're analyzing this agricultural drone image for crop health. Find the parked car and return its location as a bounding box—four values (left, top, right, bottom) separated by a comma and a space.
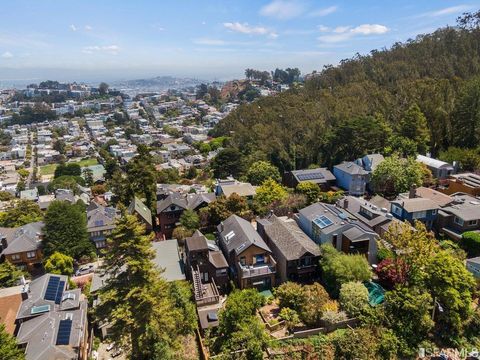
75, 264, 94, 276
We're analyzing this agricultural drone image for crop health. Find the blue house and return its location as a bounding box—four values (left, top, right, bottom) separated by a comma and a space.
390, 198, 439, 230
333, 162, 369, 196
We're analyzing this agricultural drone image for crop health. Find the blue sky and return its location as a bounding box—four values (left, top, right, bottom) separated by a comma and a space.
0, 0, 479, 82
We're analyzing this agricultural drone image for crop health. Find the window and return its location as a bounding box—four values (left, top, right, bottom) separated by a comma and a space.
391, 204, 402, 217
239, 256, 246, 266
412, 211, 427, 219
255, 254, 265, 264
454, 217, 464, 226
11, 254, 21, 261
468, 220, 478, 226
27, 251, 36, 259
432, 209, 437, 215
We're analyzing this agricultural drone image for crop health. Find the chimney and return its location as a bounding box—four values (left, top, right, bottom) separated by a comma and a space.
409, 184, 417, 199
343, 198, 349, 210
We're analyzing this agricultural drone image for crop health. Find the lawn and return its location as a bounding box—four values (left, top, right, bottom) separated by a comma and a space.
40, 163, 58, 175
40, 158, 98, 176
73, 158, 98, 167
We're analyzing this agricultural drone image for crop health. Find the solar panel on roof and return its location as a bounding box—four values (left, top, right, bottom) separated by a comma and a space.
297, 172, 325, 181
55, 281, 66, 304
313, 215, 333, 229
56, 319, 72, 345
44, 276, 60, 301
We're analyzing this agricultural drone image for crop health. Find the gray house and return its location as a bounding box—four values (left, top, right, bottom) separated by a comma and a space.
333, 162, 370, 196
296, 202, 378, 264
86, 202, 118, 249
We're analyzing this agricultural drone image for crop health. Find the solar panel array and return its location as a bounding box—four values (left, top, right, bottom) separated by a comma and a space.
313, 215, 333, 229
55, 319, 72, 345
297, 172, 325, 181
44, 276, 65, 304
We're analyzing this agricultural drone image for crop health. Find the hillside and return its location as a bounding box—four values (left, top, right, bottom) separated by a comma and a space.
214, 11, 480, 173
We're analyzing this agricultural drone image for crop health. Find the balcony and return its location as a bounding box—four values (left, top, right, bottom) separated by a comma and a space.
238, 258, 276, 279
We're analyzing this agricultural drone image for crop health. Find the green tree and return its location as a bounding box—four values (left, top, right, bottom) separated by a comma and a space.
43, 252, 74, 276
451, 77, 480, 148
168, 281, 197, 335
172, 226, 193, 243
438, 147, 480, 171
0, 200, 43, 227
16, 180, 25, 194
424, 250, 476, 338
17, 168, 29, 180
296, 181, 320, 205
54, 163, 81, 178
461, 231, 480, 257
0, 261, 25, 288
95, 213, 179, 359
126, 145, 157, 212
0, 324, 25, 360
254, 178, 288, 213
48, 175, 85, 194
246, 160, 281, 185
320, 244, 372, 296
398, 104, 430, 154
339, 281, 369, 318
211, 148, 245, 179
331, 327, 379, 360
82, 168, 94, 187
43, 201, 94, 259
179, 209, 200, 230
371, 155, 424, 197
204, 194, 251, 226
299, 283, 330, 327
98, 82, 109, 95
384, 286, 434, 354
274, 282, 306, 311
0, 191, 13, 201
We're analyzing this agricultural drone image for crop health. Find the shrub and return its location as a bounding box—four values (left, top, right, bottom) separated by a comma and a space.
462, 231, 480, 257
321, 310, 348, 325
339, 282, 369, 318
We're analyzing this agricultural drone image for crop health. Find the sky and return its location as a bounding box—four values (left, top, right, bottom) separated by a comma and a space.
0, 0, 479, 83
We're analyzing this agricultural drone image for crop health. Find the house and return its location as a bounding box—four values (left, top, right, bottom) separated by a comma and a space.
20, 188, 39, 202
333, 162, 369, 196
15, 273, 88, 360
435, 193, 480, 240
257, 214, 321, 283
185, 230, 229, 290
156, 192, 215, 239
466, 257, 480, 278
185, 231, 227, 331
416, 155, 455, 179
0, 222, 44, 273
336, 196, 393, 236
399, 186, 453, 208
390, 198, 439, 230
151, 240, 186, 281
0, 284, 24, 335
283, 168, 336, 190
214, 178, 256, 198
128, 197, 153, 232
296, 202, 378, 263
440, 173, 480, 196
86, 202, 118, 249
217, 215, 276, 290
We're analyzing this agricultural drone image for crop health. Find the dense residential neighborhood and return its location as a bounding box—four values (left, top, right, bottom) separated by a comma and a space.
1, 4, 480, 360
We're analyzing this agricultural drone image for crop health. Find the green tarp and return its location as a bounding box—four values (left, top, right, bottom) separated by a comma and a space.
364, 281, 385, 306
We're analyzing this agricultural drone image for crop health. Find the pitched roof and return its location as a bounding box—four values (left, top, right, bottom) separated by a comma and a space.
391, 198, 439, 213
334, 161, 369, 175
290, 168, 336, 184
0, 285, 23, 335
441, 194, 480, 221
220, 183, 256, 197
209, 251, 229, 269
218, 215, 271, 256
416, 155, 453, 169
260, 215, 320, 260
129, 197, 153, 226
411, 186, 453, 207
0, 222, 44, 255
87, 205, 117, 232
186, 230, 208, 252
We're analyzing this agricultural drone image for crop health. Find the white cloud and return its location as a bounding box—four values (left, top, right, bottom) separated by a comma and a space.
1, 51, 13, 59
223, 22, 279, 39
82, 45, 120, 54
193, 38, 227, 46
259, 0, 305, 19
70, 24, 77, 32
351, 24, 389, 35
85, 25, 93, 31
309, 6, 338, 17
318, 24, 389, 43
429, 4, 473, 17
317, 25, 330, 32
